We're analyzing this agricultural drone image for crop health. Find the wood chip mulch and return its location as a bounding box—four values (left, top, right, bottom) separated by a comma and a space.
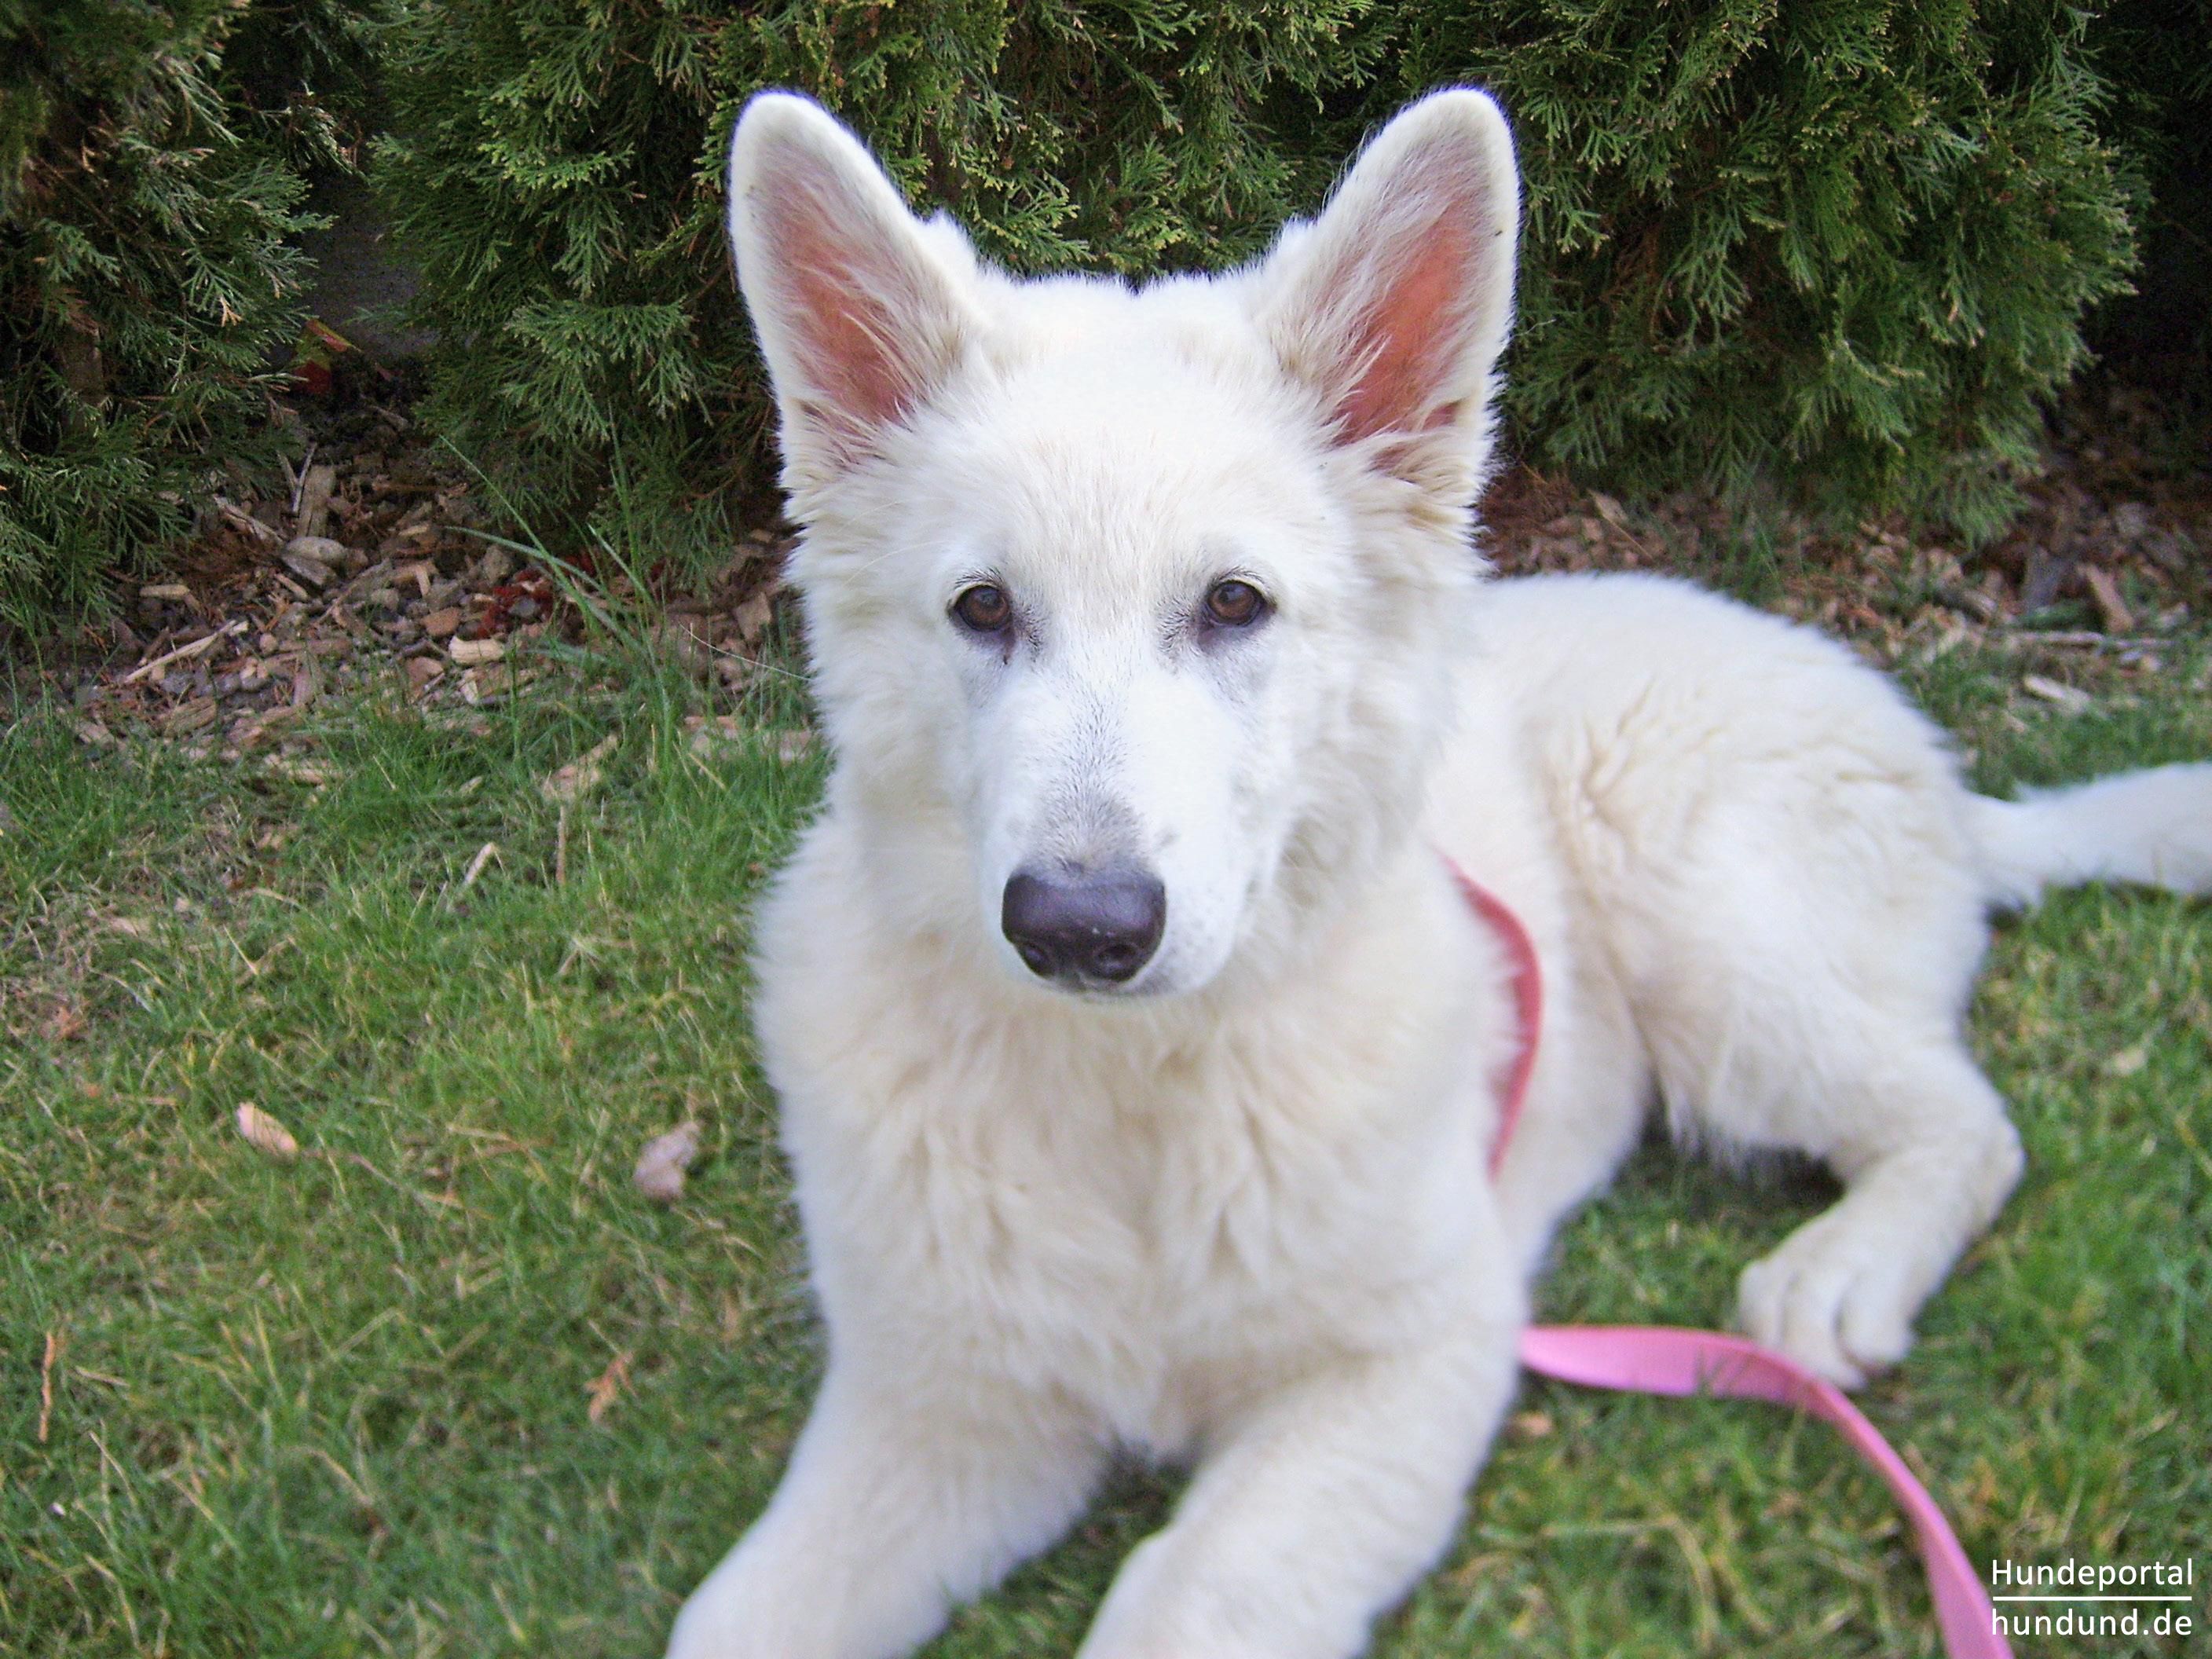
20, 364, 2211, 756
45, 391, 793, 760
1480, 372, 2209, 693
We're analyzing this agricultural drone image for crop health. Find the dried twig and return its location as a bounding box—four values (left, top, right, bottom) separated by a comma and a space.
119, 621, 247, 685
38, 1328, 61, 1444
212, 495, 284, 548
456, 841, 500, 899
287, 439, 319, 516
2007, 629, 2170, 651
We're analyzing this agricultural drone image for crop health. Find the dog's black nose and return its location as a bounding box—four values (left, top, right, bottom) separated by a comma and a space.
1001, 867, 1166, 986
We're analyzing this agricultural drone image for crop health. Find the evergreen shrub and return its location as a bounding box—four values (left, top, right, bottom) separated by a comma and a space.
372, 0, 1376, 568
1383, 0, 2141, 539
379, 0, 2145, 551
0, 0, 383, 626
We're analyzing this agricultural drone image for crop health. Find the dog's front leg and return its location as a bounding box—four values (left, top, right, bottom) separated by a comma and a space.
1077, 1295, 1522, 1659
667, 1359, 1104, 1659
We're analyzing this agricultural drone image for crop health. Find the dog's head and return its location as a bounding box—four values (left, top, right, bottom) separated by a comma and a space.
728, 91, 1518, 998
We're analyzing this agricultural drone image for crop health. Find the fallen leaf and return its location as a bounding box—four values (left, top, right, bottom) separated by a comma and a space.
633, 1120, 701, 1203
43, 1001, 87, 1042
586, 1351, 632, 1423
1508, 1410, 1554, 1441
540, 735, 617, 804
236, 1101, 300, 1159
422, 606, 462, 639
405, 655, 445, 694
2105, 1042, 2150, 1079
685, 714, 744, 760
734, 591, 774, 644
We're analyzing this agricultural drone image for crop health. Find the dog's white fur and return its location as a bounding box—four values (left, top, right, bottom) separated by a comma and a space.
669, 89, 2212, 1659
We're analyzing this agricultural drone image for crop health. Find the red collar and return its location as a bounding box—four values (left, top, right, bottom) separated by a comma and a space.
1440, 858, 1543, 1175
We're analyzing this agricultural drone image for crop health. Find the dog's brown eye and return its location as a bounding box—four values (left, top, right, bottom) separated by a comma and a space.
1204, 579, 1267, 628
952, 584, 1012, 634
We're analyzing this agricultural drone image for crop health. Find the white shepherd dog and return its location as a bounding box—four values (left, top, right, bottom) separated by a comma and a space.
669, 87, 2212, 1659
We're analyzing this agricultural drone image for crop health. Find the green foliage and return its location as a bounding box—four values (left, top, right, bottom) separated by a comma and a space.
226, 0, 398, 173
10, 0, 2162, 611
1381, 0, 2139, 540
377, 0, 2146, 551
0, 0, 383, 628
373, 0, 1379, 570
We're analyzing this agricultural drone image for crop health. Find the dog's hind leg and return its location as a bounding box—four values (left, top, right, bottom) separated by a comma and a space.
1723, 758, 2212, 1386
1626, 856, 2027, 1389
1727, 1036, 2024, 1389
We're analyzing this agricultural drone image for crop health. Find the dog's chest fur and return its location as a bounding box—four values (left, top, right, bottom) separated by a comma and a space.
755, 820, 1520, 1449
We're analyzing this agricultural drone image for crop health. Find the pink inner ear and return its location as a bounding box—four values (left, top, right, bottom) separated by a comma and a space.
1335, 210, 1483, 445
757, 171, 926, 436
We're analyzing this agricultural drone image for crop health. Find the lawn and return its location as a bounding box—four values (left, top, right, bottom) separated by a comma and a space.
2, 618, 2207, 1657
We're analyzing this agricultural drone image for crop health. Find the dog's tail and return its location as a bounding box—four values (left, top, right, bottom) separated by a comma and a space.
1968, 762, 2212, 910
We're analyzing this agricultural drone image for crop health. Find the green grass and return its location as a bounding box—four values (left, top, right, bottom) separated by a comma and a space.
2, 631, 2207, 1657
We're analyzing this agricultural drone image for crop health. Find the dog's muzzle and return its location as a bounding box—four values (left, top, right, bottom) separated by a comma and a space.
1001, 866, 1166, 987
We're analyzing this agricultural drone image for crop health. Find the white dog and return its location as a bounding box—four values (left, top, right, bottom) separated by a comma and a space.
668, 87, 2212, 1659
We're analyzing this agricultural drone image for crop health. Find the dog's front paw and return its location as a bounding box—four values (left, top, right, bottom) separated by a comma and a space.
663, 1542, 815, 1659
664, 1574, 757, 1659
1736, 1214, 1917, 1390
665, 1520, 949, 1659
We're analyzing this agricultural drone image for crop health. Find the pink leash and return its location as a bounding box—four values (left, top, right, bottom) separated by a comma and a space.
1446, 860, 2010, 1659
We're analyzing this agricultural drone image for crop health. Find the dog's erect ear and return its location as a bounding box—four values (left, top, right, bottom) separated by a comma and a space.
727, 93, 981, 493
1256, 90, 1519, 474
